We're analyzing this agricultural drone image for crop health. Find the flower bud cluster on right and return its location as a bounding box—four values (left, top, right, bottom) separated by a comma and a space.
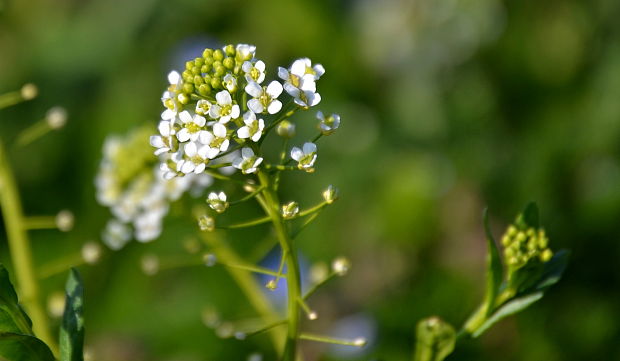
150, 43, 341, 179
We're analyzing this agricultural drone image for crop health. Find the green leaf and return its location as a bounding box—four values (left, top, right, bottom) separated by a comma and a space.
515, 202, 539, 229
413, 317, 456, 361
0, 265, 33, 335
59, 269, 84, 361
535, 249, 570, 291
0, 332, 55, 361
472, 292, 543, 338
482, 208, 503, 315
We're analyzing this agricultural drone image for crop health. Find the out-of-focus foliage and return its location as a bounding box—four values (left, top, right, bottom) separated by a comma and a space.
1, 0, 619, 360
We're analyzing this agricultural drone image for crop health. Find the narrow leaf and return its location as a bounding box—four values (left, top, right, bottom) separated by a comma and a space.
0, 264, 33, 335
413, 317, 456, 361
516, 202, 539, 229
482, 208, 503, 314
535, 249, 570, 291
0, 332, 55, 361
472, 292, 543, 338
59, 269, 84, 361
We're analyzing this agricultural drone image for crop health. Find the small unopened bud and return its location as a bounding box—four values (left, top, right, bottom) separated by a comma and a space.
234, 331, 247, 340
322, 185, 339, 204
308, 311, 318, 320
198, 215, 215, 232
20, 83, 38, 100
141, 254, 159, 276
281, 201, 299, 219
266, 279, 278, 290
309, 262, 329, 284
332, 257, 350, 276
540, 249, 553, 262
46, 106, 67, 129
203, 253, 217, 267
216, 322, 234, 338
183, 238, 202, 254
243, 179, 257, 192
201, 306, 220, 328
47, 291, 65, 318
81, 241, 102, 265
55, 210, 74, 232
276, 120, 296, 138
353, 337, 367, 347
247, 353, 263, 361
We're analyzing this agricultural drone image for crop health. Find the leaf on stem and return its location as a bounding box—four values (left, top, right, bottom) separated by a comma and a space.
0, 332, 56, 361
472, 292, 543, 338
59, 268, 84, 361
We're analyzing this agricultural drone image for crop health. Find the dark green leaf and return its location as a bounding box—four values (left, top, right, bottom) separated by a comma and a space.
482, 208, 503, 315
535, 249, 570, 291
0, 265, 33, 335
59, 269, 84, 361
472, 292, 543, 338
0, 332, 55, 361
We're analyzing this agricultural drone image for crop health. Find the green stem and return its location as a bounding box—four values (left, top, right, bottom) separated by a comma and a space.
258, 170, 302, 361
0, 140, 57, 355
199, 232, 284, 352
15, 120, 52, 147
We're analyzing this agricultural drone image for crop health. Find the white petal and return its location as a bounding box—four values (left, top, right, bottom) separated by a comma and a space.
181, 161, 195, 174
313, 64, 325, 78
291, 147, 303, 161
254, 157, 263, 167
303, 142, 317, 154
291, 59, 308, 77
199, 131, 214, 144
216, 90, 232, 105
232, 158, 242, 169
230, 105, 240, 119
197, 145, 210, 158
161, 109, 176, 120
300, 77, 317, 92
194, 163, 206, 174
219, 115, 231, 124
158, 121, 171, 136
206, 147, 220, 159
168, 71, 180, 85
316, 111, 325, 121
242, 61, 252, 73
251, 131, 262, 142
278, 67, 289, 80
243, 111, 256, 122
248, 99, 264, 114
209, 105, 221, 118
255, 61, 265, 72
179, 111, 192, 124
194, 115, 206, 127
184, 142, 197, 156
245, 82, 262, 98
284, 83, 300, 97
266, 81, 283, 97
237, 127, 250, 139
310, 92, 321, 106
267, 100, 282, 114
150, 135, 165, 148
241, 147, 254, 158
177, 128, 190, 142
219, 139, 229, 152
213, 123, 227, 138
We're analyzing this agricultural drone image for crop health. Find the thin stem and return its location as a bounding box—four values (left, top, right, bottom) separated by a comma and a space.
258, 170, 302, 361
219, 215, 271, 229
229, 185, 266, 205
265, 164, 298, 171
38, 252, 84, 279
23, 215, 57, 230
0, 140, 57, 355
243, 319, 288, 339
299, 333, 366, 347
291, 212, 321, 239
0, 91, 27, 109
199, 232, 284, 351
311, 133, 323, 143
217, 260, 285, 278
297, 297, 316, 320
303, 271, 338, 301
15, 120, 52, 147
267, 249, 288, 290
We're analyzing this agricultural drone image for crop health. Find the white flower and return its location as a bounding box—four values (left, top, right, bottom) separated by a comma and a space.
317, 111, 340, 135
207, 191, 229, 213
236, 44, 256, 61
176, 111, 207, 142
102, 219, 131, 250
150, 120, 176, 155
237, 111, 265, 142
209, 90, 240, 124
178, 141, 209, 174
222, 73, 238, 93
245, 81, 283, 114
198, 123, 230, 159
322, 185, 339, 204
242, 60, 266, 84
232, 148, 263, 174
291, 142, 318, 171
162, 71, 183, 121
134, 210, 164, 242
195, 99, 212, 116
279, 58, 324, 108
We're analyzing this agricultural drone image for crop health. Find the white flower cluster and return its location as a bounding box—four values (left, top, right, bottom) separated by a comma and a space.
96, 126, 212, 249
151, 44, 332, 178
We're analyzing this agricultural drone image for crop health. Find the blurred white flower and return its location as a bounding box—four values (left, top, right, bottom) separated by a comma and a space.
102, 219, 131, 250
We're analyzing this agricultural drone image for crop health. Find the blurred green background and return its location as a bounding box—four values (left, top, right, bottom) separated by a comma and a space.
1, 0, 620, 360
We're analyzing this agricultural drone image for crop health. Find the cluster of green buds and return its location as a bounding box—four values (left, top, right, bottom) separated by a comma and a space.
501, 225, 553, 270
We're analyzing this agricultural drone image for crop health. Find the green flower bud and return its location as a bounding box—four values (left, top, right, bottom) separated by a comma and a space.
213, 49, 224, 61
194, 57, 204, 66
332, 257, 350, 276
210, 78, 221, 89
276, 120, 296, 138
185, 60, 194, 70
201, 64, 211, 73
322, 185, 339, 204
540, 249, 553, 262
214, 66, 226, 77
182, 70, 193, 82
223, 57, 234, 69
202, 48, 213, 59
183, 83, 194, 93
193, 75, 204, 85
198, 84, 212, 96
177, 93, 190, 105
281, 201, 299, 219
191, 66, 201, 75
224, 44, 236, 56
